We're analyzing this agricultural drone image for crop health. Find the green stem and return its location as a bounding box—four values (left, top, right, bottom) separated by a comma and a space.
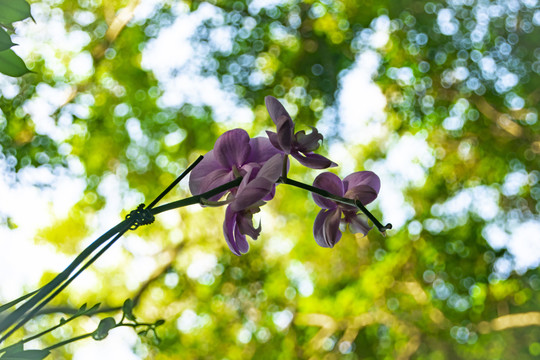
43, 333, 93, 351
0, 221, 127, 341
0, 314, 78, 354
0, 221, 133, 343
279, 177, 392, 233
118, 322, 154, 328
281, 154, 288, 179
150, 177, 242, 215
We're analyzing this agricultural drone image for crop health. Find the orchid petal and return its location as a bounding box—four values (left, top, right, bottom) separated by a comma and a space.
312, 172, 344, 209
344, 184, 379, 205
343, 171, 381, 194
295, 126, 323, 152
313, 208, 342, 248
188, 151, 224, 195
276, 115, 294, 153
257, 153, 284, 183
263, 185, 276, 201
265, 131, 281, 150
234, 225, 250, 254
345, 212, 372, 235
247, 137, 281, 164
237, 212, 261, 239
223, 206, 242, 256
265, 96, 291, 126
196, 168, 235, 201
214, 129, 251, 168
238, 162, 261, 182
230, 177, 274, 212
292, 152, 337, 169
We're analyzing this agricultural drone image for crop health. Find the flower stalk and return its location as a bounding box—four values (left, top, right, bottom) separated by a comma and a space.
278, 177, 391, 234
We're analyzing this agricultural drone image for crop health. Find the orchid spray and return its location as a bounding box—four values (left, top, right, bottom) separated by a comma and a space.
0, 96, 391, 356
188, 96, 391, 254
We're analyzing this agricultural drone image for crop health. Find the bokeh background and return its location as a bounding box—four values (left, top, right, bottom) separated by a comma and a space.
1, 0, 540, 358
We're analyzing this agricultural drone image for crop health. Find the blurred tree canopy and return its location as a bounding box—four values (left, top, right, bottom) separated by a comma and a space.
1, 0, 540, 359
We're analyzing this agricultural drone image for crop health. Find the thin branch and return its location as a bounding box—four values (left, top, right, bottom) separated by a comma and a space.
92, 0, 141, 61
477, 311, 540, 334
279, 177, 392, 233
36, 242, 186, 317
295, 310, 420, 359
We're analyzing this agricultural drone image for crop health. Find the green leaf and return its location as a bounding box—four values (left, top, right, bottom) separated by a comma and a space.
75, 303, 87, 316
0, 0, 31, 24
91, 317, 116, 341
154, 319, 165, 326
0, 290, 38, 314
122, 299, 136, 321
0, 350, 50, 360
0, 28, 15, 51
0, 49, 29, 77
1, 343, 23, 355
0, 344, 49, 360
87, 303, 100, 313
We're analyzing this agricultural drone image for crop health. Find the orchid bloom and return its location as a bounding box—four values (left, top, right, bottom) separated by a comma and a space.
312, 171, 381, 248
223, 153, 283, 255
189, 128, 281, 201
265, 96, 337, 169
189, 129, 285, 255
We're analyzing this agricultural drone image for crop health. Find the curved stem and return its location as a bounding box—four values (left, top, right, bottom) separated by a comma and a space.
0, 221, 127, 340
150, 177, 242, 215
279, 177, 392, 233
0, 220, 134, 342
43, 333, 93, 351
146, 156, 203, 210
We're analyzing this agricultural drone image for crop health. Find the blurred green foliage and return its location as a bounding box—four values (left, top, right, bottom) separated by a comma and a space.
1, 0, 540, 359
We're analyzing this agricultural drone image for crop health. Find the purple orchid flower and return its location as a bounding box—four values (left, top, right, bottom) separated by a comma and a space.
223, 153, 283, 255
189, 128, 281, 201
189, 129, 285, 255
311, 171, 381, 248
265, 96, 337, 169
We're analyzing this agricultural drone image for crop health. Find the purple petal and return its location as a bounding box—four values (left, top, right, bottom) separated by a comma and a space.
265, 131, 281, 151
237, 212, 261, 239
247, 137, 282, 164
312, 172, 343, 209
343, 171, 381, 194
238, 162, 261, 182
189, 151, 224, 195
295, 127, 323, 152
291, 152, 337, 169
276, 116, 294, 154
232, 154, 283, 210
223, 206, 242, 256
263, 185, 276, 201
313, 208, 342, 248
257, 153, 284, 182
234, 225, 250, 254
230, 176, 274, 212
214, 129, 251, 168
265, 96, 291, 126
345, 212, 372, 235
196, 168, 235, 201
344, 184, 379, 205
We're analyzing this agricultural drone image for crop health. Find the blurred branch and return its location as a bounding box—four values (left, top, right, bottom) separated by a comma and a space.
438, 89, 527, 138
37, 242, 185, 316
477, 311, 540, 334
295, 310, 421, 359
295, 313, 340, 351
394, 281, 451, 328
92, 0, 141, 60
